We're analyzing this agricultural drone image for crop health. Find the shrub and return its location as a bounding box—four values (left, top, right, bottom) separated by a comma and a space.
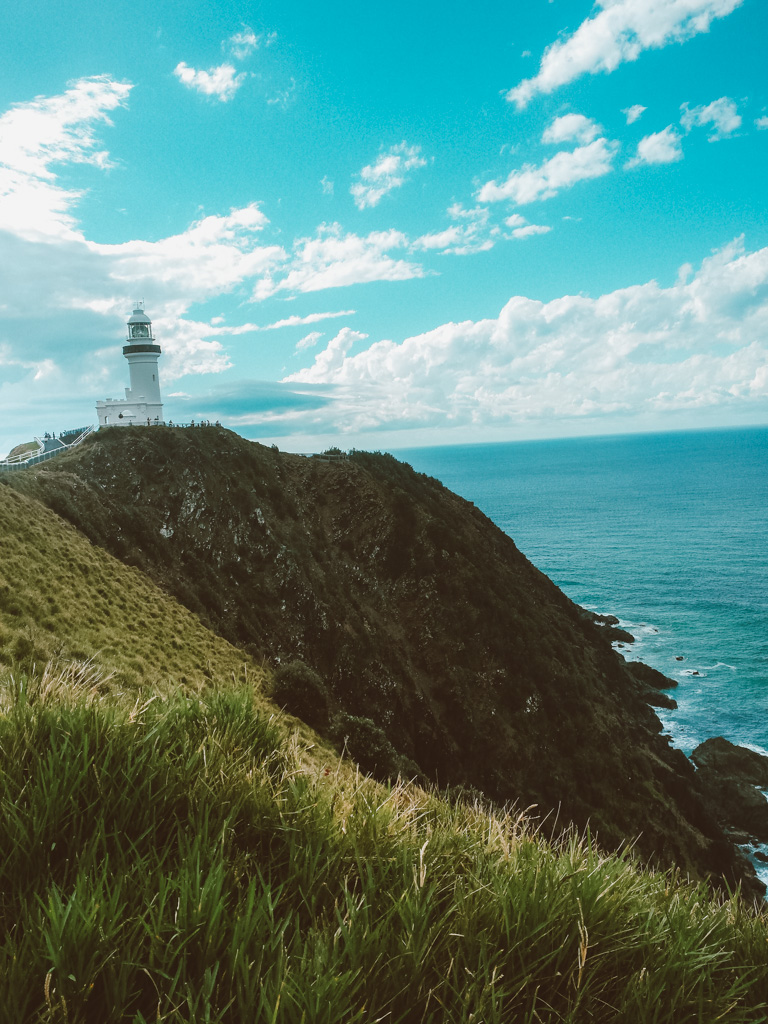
270, 660, 330, 730
332, 713, 421, 782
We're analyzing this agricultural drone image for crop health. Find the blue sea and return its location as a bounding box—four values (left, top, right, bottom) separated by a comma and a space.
397, 427, 768, 758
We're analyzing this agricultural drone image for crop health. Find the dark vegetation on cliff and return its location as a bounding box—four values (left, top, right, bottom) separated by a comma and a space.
5, 425, 755, 893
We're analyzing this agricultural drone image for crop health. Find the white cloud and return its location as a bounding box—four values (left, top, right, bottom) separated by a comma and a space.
227, 27, 269, 60
287, 327, 368, 382
261, 310, 356, 331
412, 204, 497, 255
282, 239, 768, 436
0, 75, 132, 241
542, 113, 601, 145
267, 78, 296, 108
755, 116, 768, 130
478, 138, 618, 204
504, 214, 551, 238
295, 331, 323, 352
92, 204, 284, 296
321, 176, 334, 195
626, 126, 683, 167
681, 96, 741, 140
254, 223, 425, 298
623, 104, 647, 124
508, 0, 744, 109
173, 62, 247, 102
178, 309, 358, 337
350, 143, 427, 210
510, 222, 552, 239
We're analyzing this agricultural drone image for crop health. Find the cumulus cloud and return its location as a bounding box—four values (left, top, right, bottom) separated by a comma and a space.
0, 75, 132, 240
508, 0, 744, 109
478, 138, 618, 204
755, 116, 768, 130
623, 104, 647, 124
286, 327, 368, 382
254, 223, 424, 298
350, 143, 427, 210
681, 96, 741, 140
625, 125, 683, 167
541, 113, 601, 145
281, 239, 768, 437
173, 62, 247, 102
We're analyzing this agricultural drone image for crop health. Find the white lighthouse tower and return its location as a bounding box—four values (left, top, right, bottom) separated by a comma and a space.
96, 303, 164, 427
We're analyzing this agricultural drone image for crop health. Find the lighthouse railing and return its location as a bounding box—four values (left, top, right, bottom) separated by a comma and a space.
0, 425, 95, 473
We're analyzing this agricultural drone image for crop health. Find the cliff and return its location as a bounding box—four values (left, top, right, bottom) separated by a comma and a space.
5, 425, 757, 893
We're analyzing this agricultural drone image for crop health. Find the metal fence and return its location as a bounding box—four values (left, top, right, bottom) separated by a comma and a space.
0, 425, 94, 473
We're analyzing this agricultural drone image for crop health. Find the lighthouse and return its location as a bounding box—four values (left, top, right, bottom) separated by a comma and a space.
96, 303, 165, 427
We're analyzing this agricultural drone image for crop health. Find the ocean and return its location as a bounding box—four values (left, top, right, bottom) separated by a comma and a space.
397, 426, 768, 758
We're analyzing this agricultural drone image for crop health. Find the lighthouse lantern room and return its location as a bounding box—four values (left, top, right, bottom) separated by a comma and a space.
97, 303, 164, 427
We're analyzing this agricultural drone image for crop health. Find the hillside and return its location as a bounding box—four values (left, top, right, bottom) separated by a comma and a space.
5, 424, 757, 894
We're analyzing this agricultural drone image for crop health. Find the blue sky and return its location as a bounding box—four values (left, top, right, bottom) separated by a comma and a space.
1, 0, 767, 455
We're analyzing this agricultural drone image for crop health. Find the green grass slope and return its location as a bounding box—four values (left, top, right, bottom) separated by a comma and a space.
0, 482, 256, 691
1, 668, 768, 1023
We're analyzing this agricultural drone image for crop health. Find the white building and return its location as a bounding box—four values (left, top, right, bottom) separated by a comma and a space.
97, 303, 164, 428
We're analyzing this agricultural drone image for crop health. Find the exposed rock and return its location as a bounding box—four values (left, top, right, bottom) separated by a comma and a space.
607, 626, 636, 644
626, 660, 678, 690
643, 690, 678, 710
692, 737, 768, 788
692, 738, 768, 850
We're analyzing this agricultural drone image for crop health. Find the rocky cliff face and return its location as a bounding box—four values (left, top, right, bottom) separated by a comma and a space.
10, 426, 759, 894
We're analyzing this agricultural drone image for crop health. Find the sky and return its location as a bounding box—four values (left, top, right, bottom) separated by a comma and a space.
1, 0, 767, 457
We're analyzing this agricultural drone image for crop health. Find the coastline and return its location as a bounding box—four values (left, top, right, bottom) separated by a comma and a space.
600, 609, 768, 892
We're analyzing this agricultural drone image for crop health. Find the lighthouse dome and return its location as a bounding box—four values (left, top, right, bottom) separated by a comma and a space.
128, 306, 152, 326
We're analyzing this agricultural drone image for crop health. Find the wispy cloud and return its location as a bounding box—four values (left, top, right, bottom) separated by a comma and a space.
0, 75, 132, 241
295, 331, 324, 352
350, 143, 427, 210
227, 26, 274, 60
413, 204, 497, 255
508, 0, 744, 109
623, 104, 647, 124
681, 96, 741, 140
173, 62, 247, 102
478, 138, 618, 204
626, 126, 683, 167
756, 116, 768, 130
505, 215, 551, 239
254, 223, 424, 299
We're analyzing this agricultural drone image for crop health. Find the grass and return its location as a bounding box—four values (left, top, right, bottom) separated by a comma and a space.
1, 661, 768, 1023
0, 482, 259, 692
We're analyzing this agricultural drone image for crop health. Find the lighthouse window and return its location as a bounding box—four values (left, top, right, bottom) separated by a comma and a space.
153, 374, 156, 381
